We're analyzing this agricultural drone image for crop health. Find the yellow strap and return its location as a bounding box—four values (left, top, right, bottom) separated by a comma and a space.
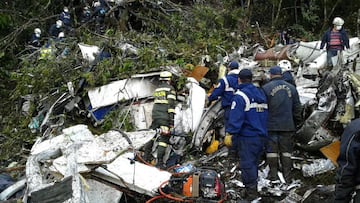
154, 99, 168, 104
158, 142, 168, 147
167, 94, 176, 100
266, 153, 278, 158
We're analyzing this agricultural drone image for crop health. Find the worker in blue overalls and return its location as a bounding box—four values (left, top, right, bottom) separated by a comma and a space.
227, 68, 268, 201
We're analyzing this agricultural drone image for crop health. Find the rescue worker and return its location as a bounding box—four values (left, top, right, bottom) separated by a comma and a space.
60, 7, 71, 31
92, 1, 107, 34
262, 66, 302, 182
278, 59, 296, 87
29, 28, 42, 48
279, 29, 290, 45
334, 118, 360, 203
227, 69, 268, 201
81, 6, 92, 24
208, 61, 239, 132
143, 71, 176, 169
320, 17, 350, 68
49, 20, 63, 38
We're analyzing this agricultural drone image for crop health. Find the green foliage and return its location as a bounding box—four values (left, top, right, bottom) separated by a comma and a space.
301, 1, 321, 32
0, 14, 12, 30
101, 106, 134, 132
289, 24, 317, 42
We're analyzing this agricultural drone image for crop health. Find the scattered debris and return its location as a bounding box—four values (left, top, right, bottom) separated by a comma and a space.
3, 36, 360, 202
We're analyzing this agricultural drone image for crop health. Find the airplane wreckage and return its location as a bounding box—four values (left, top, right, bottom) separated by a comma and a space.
1, 37, 360, 203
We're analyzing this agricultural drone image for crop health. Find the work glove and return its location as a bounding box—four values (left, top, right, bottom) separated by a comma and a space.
159, 125, 171, 136
224, 133, 232, 147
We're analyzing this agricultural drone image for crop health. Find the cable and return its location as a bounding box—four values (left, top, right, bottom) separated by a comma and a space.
145, 195, 167, 203
158, 180, 192, 202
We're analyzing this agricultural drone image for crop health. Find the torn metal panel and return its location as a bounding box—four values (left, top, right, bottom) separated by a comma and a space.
25, 125, 156, 202
191, 100, 223, 150
85, 179, 123, 203
130, 102, 154, 130
28, 176, 73, 203
92, 152, 172, 197
291, 41, 324, 64
118, 43, 138, 55
87, 77, 159, 110
0, 179, 26, 201
302, 159, 335, 177
78, 43, 100, 63
295, 85, 337, 150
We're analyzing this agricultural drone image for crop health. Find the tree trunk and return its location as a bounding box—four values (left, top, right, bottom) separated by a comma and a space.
358, 8, 360, 37
294, 0, 298, 24
322, 0, 341, 30
274, 0, 283, 29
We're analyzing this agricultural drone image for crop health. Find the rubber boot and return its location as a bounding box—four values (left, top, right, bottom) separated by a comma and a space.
281, 155, 293, 183
246, 187, 259, 201
156, 145, 166, 169
267, 156, 278, 181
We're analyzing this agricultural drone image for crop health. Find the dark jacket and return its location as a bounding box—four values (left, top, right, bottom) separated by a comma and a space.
49, 24, 61, 38
29, 33, 41, 47
60, 11, 71, 26
335, 118, 360, 203
227, 83, 268, 137
320, 28, 350, 50
151, 81, 176, 128
282, 71, 296, 87
208, 70, 239, 108
262, 77, 302, 131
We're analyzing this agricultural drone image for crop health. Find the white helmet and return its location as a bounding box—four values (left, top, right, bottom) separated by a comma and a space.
159, 71, 172, 80
332, 17, 344, 26
93, 1, 100, 7
58, 32, 65, 38
34, 28, 41, 35
63, 7, 69, 13
56, 20, 63, 28
277, 60, 292, 72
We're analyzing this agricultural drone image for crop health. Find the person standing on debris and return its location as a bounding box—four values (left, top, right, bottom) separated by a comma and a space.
262, 66, 302, 183
320, 17, 350, 68
227, 68, 268, 201
278, 60, 296, 87
208, 61, 239, 138
334, 118, 360, 203
143, 71, 176, 169
49, 20, 63, 38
